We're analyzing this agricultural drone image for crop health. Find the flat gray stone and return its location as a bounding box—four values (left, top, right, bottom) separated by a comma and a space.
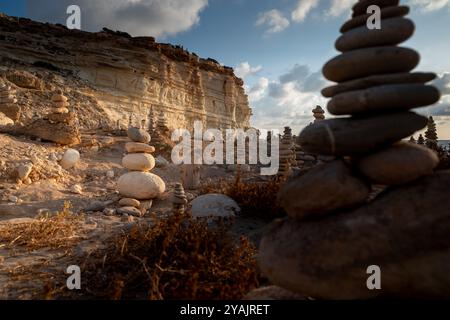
322, 72, 436, 98
323, 46, 420, 82
336, 17, 414, 52
259, 171, 450, 299
327, 84, 440, 115
341, 5, 409, 33
298, 112, 427, 156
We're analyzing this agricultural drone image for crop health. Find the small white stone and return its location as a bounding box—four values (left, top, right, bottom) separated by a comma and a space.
106, 170, 115, 178
60, 149, 80, 170
70, 184, 83, 194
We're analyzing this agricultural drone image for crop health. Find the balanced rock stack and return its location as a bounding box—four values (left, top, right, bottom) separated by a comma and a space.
117, 127, 166, 215
23, 89, 80, 145
278, 127, 295, 177
312, 105, 325, 123
259, 1, 449, 299
0, 81, 19, 123
172, 183, 188, 214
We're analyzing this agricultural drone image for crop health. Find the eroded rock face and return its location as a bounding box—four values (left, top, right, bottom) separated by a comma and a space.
260, 171, 450, 299
0, 14, 252, 131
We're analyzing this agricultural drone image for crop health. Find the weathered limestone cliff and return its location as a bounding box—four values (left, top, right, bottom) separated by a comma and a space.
0, 13, 251, 131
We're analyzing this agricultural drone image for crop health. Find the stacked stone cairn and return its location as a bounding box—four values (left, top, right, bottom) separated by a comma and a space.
172, 182, 188, 214
278, 127, 295, 178
0, 81, 18, 123
259, 0, 447, 299
312, 105, 325, 123
117, 127, 166, 217
24, 89, 81, 145
152, 111, 169, 147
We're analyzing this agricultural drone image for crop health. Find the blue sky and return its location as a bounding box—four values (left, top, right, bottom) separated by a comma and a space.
1, 0, 450, 138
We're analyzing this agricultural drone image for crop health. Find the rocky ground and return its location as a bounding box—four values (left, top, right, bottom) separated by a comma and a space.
0, 131, 269, 299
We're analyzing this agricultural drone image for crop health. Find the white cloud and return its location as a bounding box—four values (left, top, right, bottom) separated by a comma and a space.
27, 0, 208, 38
248, 78, 269, 102
255, 9, 290, 35
292, 0, 320, 22
408, 0, 450, 12
235, 62, 263, 79
250, 64, 328, 133
326, 0, 354, 17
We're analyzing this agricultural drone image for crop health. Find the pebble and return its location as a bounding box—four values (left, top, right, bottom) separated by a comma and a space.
119, 198, 141, 208
8, 195, 18, 203
70, 184, 83, 194
323, 46, 420, 82
327, 84, 440, 115
336, 17, 415, 52
106, 170, 115, 178
278, 160, 370, 219
357, 142, 439, 185
60, 149, 80, 170
17, 163, 33, 180
298, 112, 428, 156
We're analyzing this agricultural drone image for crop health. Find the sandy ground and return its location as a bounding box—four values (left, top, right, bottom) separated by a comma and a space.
0, 132, 269, 299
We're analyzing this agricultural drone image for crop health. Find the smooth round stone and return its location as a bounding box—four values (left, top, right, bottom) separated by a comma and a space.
52, 107, 69, 114
327, 84, 440, 115
122, 153, 155, 171
322, 72, 436, 98
190, 194, 241, 218
278, 160, 370, 219
352, 0, 399, 17
117, 206, 142, 217
298, 112, 427, 156
357, 142, 439, 185
54, 100, 69, 108
118, 172, 165, 200
125, 142, 155, 154
119, 198, 141, 208
60, 148, 80, 169
127, 127, 151, 143
336, 17, 414, 52
323, 46, 420, 82
341, 5, 409, 33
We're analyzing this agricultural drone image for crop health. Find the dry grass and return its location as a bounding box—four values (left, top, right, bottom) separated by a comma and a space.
56, 211, 259, 300
0, 201, 84, 250
201, 170, 286, 219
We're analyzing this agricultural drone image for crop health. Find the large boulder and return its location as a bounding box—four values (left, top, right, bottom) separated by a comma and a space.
259, 171, 450, 299
190, 194, 241, 218
118, 172, 165, 200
